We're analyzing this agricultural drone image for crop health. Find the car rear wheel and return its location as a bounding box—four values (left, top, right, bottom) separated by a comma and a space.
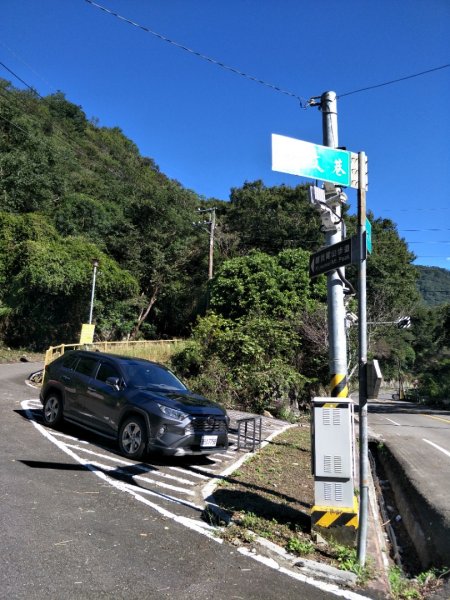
119, 416, 147, 460
43, 392, 63, 427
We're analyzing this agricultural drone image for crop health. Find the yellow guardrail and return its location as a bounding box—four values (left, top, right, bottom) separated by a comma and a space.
44, 339, 186, 367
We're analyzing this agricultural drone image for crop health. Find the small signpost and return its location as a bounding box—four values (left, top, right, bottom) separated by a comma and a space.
309, 238, 353, 277
79, 323, 95, 345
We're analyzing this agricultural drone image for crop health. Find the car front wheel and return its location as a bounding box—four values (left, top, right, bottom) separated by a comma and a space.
119, 416, 147, 460
43, 393, 63, 427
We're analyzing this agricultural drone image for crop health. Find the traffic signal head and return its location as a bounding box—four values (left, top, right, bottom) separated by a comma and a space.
397, 316, 411, 329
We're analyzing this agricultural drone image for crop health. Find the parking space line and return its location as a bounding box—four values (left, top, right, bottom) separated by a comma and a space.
168, 466, 209, 480
63, 443, 196, 485
86, 460, 196, 495
118, 480, 204, 511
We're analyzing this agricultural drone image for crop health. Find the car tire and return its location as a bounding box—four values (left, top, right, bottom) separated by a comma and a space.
43, 392, 63, 427
119, 416, 148, 460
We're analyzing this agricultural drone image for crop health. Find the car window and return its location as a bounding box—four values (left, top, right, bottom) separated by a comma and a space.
96, 362, 120, 383
126, 363, 187, 390
74, 357, 98, 377
62, 354, 78, 370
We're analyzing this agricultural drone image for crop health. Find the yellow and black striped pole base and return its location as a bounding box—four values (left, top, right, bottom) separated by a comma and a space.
330, 373, 348, 398
311, 497, 359, 544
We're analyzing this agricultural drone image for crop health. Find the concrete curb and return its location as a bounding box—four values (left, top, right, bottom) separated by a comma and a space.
203, 420, 391, 596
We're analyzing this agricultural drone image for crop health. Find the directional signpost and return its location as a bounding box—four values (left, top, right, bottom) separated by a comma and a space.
272, 133, 351, 187
309, 238, 353, 277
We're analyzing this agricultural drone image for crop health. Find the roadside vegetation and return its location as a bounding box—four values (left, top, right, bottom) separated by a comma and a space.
212, 425, 448, 598
1, 76, 449, 411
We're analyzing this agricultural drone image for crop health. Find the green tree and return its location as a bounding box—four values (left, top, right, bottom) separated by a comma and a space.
225, 181, 323, 255
0, 213, 138, 348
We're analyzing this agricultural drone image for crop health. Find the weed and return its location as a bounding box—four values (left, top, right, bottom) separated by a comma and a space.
285, 537, 314, 556
389, 566, 421, 600
331, 543, 373, 583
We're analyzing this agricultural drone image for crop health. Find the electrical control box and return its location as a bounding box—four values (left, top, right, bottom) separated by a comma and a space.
312, 397, 355, 508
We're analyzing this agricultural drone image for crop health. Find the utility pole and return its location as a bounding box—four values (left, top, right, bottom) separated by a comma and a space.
194, 207, 216, 280
88, 258, 99, 325
208, 207, 216, 281
320, 91, 348, 398
356, 152, 369, 564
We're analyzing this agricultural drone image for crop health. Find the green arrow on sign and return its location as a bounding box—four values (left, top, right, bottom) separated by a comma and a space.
272, 134, 351, 187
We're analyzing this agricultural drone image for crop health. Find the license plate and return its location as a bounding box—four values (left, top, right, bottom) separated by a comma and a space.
201, 435, 218, 447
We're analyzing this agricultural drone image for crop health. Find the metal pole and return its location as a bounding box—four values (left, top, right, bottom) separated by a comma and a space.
208, 208, 216, 280
356, 151, 368, 564
88, 260, 98, 325
320, 91, 348, 398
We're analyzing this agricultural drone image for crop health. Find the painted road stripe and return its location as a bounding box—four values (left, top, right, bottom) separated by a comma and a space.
169, 466, 209, 480
26, 399, 367, 599
383, 417, 402, 426
22, 400, 219, 538
423, 439, 450, 458
63, 443, 196, 485
118, 480, 204, 511
87, 460, 195, 495
424, 415, 450, 425
50, 431, 90, 443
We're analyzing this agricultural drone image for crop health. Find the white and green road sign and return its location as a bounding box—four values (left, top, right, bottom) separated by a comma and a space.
272, 133, 351, 187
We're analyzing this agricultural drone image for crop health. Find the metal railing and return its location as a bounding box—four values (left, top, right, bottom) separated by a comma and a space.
236, 416, 262, 452
44, 339, 186, 367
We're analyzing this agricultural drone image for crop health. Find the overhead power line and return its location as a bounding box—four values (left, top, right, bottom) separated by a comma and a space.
0, 61, 38, 93
83, 0, 306, 106
84, 1, 449, 107
338, 64, 450, 98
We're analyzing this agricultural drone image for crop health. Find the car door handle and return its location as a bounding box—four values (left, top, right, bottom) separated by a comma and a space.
87, 387, 103, 398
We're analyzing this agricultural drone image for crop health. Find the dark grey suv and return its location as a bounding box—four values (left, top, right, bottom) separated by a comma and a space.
40, 350, 229, 459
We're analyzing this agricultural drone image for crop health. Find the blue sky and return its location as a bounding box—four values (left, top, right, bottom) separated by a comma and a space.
1, 0, 449, 270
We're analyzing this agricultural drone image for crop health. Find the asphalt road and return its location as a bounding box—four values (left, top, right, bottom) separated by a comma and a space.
0, 362, 374, 600
368, 396, 450, 526
367, 394, 450, 567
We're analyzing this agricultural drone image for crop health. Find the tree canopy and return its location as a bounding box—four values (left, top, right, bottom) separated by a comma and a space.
1, 77, 447, 411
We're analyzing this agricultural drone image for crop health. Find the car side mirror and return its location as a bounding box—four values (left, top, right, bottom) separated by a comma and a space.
105, 376, 121, 391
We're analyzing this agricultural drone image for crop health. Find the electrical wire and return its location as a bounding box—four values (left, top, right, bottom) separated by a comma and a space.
338, 63, 450, 98
83, 0, 307, 107
0, 61, 38, 94
0, 112, 29, 135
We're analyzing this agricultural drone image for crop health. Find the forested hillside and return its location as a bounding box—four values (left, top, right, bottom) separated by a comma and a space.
416, 265, 450, 306
1, 78, 448, 410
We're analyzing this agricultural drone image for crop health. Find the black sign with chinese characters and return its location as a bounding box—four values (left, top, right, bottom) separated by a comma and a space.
309, 236, 361, 277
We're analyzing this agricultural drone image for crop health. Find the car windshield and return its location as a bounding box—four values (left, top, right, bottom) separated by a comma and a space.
126, 362, 187, 391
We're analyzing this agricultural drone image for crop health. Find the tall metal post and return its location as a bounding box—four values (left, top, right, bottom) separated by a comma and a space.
88, 259, 99, 325
356, 152, 369, 563
320, 91, 348, 398
208, 207, 216, 280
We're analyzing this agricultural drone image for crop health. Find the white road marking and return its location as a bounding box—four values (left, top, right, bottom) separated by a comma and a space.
383, 417, 402, 426
423, 438, 450, 458
22, 400, 219, 539
168, 466, 209, 480
24, 399, 368, 598
238, 547, 372, 600
63, 443, 196, 485
86, 459, 195, 495
51, 432, 90, 444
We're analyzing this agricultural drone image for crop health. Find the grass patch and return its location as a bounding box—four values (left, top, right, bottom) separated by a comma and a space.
0, 346, 44, 364
389, 566, 449, 600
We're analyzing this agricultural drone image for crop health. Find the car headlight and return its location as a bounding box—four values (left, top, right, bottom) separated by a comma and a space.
157, 404, 188, 421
